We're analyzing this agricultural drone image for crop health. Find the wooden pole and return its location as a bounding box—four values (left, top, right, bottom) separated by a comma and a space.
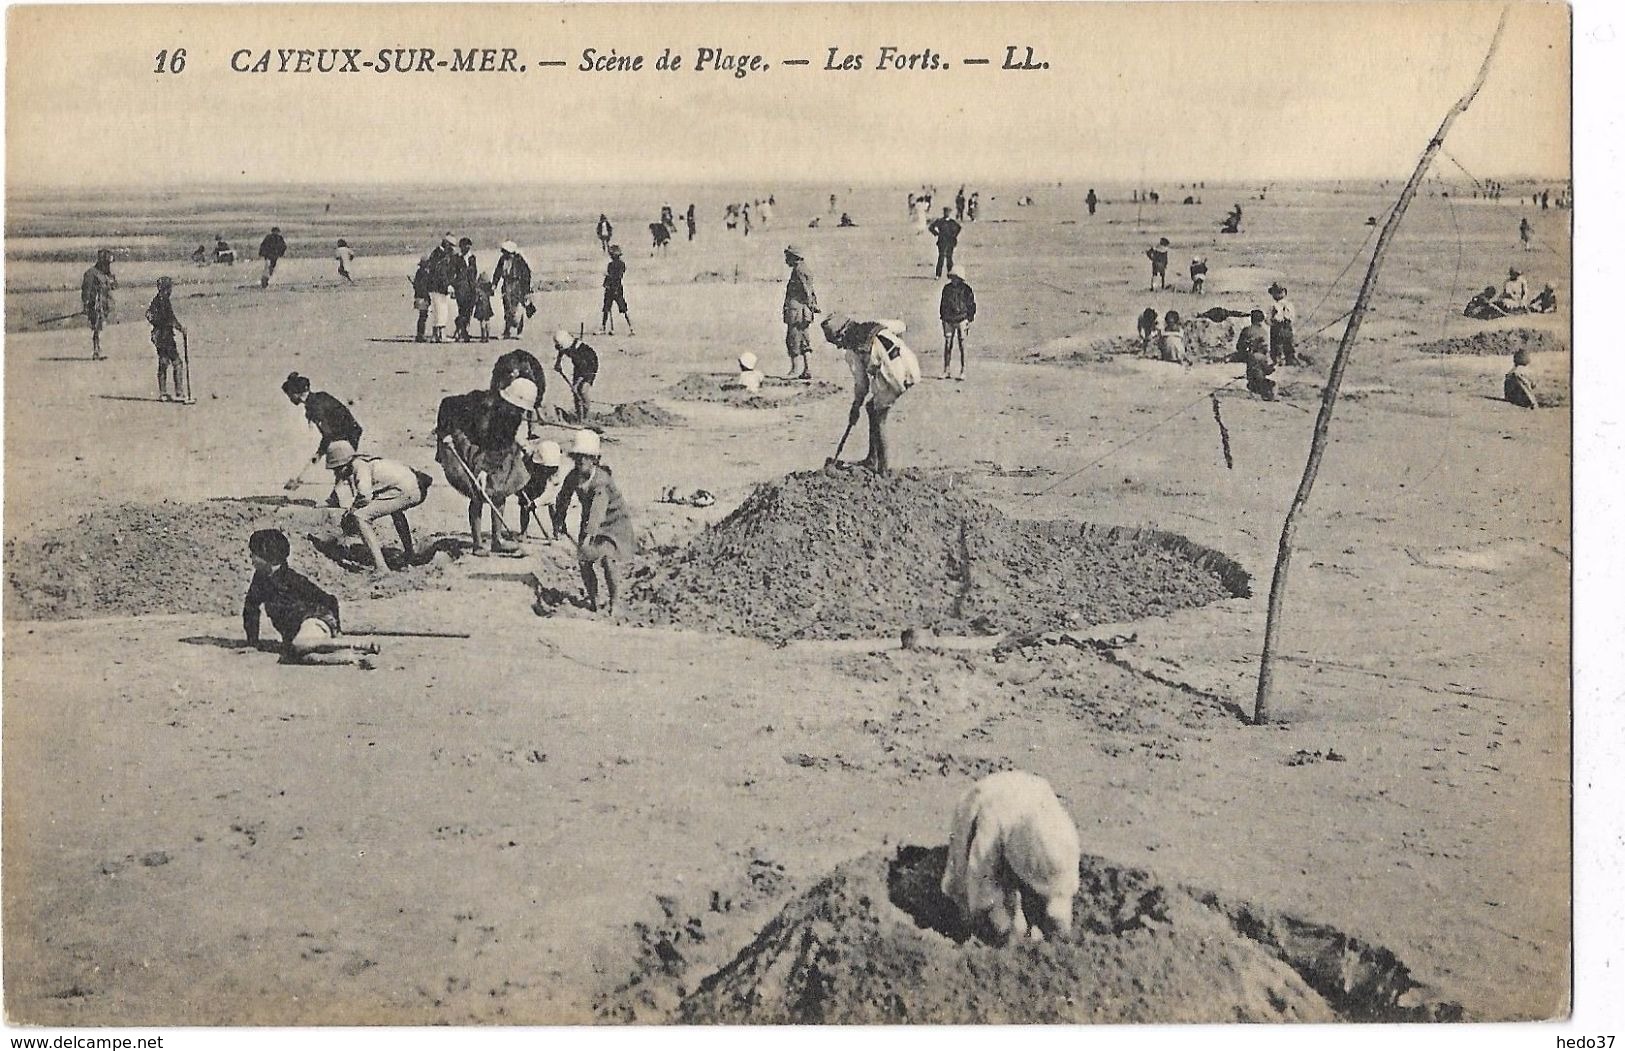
1253, 8, 1509, 725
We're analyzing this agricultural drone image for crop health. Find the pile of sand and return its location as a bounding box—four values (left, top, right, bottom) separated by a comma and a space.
1417, 327, 1567, 357
665, 846, 1462, 1024
626, 468, 1248, 641
5, 498, 455, 621
668, 372, 843, 409
545, 401, 683, 429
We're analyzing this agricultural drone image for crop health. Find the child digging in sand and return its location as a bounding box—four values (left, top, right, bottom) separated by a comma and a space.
242, 528, 379, 666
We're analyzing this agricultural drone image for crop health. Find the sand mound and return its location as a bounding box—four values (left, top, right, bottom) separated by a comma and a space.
625, 468, 1247, 641
546, 401, 683, 429
5, 498, 456, 621
669, 846, 1461, 1024
668, 372, 843, 409
1417, 327, 1567, 357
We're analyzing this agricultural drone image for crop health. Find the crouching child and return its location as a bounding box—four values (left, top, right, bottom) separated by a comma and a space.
243, 529, 379, 665
941, 770, 1081, 944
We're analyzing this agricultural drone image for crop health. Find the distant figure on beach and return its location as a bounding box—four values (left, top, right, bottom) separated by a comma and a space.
80, 248, 117, 361
660, 204, 675, 232
1085, 188, 1098, 216
1146, 238, 1170, 291
741, 202, 753, 236
258, 226, 287, 288
838, 212, 857, 228
685, 203, 697, 241
1529, 283, 1558, 315
783, 244, 819, 380
1497, 267, 1529, 313
191, 244, 208, 266
474, 271, 495, 342
335, 239, 355, 284
1463, 286, 1505, 321
596, 214, 613, 254
1240, 310, 1275, 400
1220, 204, 1242, 235
492, 241, 534, 339
1189, 256, 1208, 295
146, 277, 187, 401
601, 245, 633, 335
426, 235, 457, 343
452, 238, 479, 342
1267, 282, 1297, 366
1503, 348, 1540, 409
830, 193, 838, 215
928, 207, 962, 278
939, 266, 976, 381
955, 185, 967, 222
411, 255, 433, 342
650, 221, 672, 253
1519, 216, 1533, 252
213, 237, 236, 265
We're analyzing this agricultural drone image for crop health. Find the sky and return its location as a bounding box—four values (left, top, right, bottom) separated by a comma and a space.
5, 2, 1570, 188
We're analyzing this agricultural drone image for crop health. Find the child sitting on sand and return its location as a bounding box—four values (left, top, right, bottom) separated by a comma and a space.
242, 528, 379, 666
735, 352, 765, 393
1504, 348, 1540, 409
1159, 311, 1186, 364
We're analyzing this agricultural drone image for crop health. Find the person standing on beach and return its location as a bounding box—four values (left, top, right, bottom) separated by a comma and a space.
80, 248, 117, 361
939, 266, 976, 381
1267, 282, 1297, 366
600, 245, 634, 335
1086, 188, 1098, 216
410, 255, 433, 342
928, 208, 962, 278
426, 235, 457, 343
334, 239, 356, 284
451, 237, 479, 342
1519, 216, 1533, 252
145, 277, 187, 401
492, 241, 534, 339
685, 203, 697, 242
258, 226, 288, 289
1146, 238, 1170, 291
783, 244, 819, 380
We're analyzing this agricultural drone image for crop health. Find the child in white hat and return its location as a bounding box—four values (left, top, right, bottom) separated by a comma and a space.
553, 429, 635, 614
736, 351, 764, 393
